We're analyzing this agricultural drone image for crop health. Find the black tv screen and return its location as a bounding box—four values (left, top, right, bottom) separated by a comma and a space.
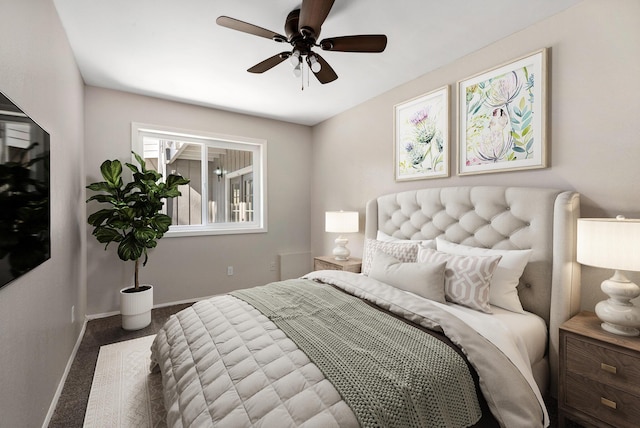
0, 92, 50, 288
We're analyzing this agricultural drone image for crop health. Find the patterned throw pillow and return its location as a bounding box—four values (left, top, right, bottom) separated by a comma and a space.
418, 247, 502, 313
436, 239, 532, 313
362, 239, 419, 276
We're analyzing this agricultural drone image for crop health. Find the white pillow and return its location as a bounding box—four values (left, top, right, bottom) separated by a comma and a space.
369, 251, 447, 303
435, 238, 533, 313
362, 238, 419, 276
376, 230, 436, 249
418, 247, 502, 313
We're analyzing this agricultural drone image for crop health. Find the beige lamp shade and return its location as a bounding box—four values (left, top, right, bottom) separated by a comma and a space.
577, 218, 640, 271
325, 211, 358, 261
325, 211, 359, 234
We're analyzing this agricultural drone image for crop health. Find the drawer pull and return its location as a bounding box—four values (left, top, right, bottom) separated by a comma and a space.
600, 363, 617, 374
600, 397, 617, 410
600, 363, 618, 374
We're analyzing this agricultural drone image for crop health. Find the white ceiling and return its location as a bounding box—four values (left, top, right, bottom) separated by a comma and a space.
53, 0, 580, 126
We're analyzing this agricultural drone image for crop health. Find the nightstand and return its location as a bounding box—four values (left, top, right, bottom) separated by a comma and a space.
559, 311, 640, 428
313, 256, 361, 273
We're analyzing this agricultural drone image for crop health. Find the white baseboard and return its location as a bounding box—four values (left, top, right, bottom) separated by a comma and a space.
86, 295, 213, 320
86, 309, 119, 320
42, 318, 88, 428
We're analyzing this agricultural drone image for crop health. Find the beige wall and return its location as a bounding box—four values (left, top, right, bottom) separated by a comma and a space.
85, 87, 312, 315
0, 0, 86, 426
311, 0, 640, 311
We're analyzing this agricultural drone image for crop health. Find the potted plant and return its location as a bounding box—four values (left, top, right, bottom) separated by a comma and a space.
86, 152, 189, 330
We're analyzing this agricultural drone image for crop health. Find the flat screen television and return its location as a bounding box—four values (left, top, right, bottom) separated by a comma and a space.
0, 91, 50, 289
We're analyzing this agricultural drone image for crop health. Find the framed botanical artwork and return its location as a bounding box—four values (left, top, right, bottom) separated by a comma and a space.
394, 86, 449, 181
457, 48, 548, 175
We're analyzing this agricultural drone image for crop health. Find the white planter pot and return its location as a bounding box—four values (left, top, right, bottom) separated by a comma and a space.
120, 284, 153, 330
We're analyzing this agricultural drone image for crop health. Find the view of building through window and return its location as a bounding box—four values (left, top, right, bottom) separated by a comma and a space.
132, 124, 266, 236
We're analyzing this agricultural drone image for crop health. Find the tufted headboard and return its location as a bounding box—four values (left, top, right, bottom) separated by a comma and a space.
364, 186, 581, 397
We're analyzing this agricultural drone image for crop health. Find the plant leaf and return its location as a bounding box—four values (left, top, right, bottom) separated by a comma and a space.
93, 226, 123, 244
150, 214, 172, 233
88, 209, 115, 226
86, 194, 118, 204
134, 227, 157, 242
132, 151, 147, 172
117, 234, 144, 261
100, 160, 122, 187
162, 188, 181, 198
166, 174, 190, 189
124, 162, 140, 174
86, 181, 112, 192
145, 240, 158, 249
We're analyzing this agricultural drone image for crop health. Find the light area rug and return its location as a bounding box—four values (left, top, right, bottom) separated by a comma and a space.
84, 334, 167, 428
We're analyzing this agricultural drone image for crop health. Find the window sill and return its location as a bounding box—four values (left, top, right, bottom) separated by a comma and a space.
165, 224, 267, 237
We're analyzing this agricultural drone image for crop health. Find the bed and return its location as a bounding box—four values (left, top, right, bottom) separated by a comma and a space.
150, 186, 581, 428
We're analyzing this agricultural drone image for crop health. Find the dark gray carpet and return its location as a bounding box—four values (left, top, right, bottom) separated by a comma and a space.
48, 303, 192, 428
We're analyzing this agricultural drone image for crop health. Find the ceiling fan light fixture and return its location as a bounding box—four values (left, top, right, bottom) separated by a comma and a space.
289, 50, 301, 66
307, 55, 321, 73
293, 63, 302, 77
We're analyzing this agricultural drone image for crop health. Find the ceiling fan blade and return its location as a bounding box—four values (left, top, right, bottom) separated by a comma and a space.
312, 53, 338, 84
299, 0, 335, 38
320, 35, 388, 52
216, 16, 287, 42
247, 52, 291, 74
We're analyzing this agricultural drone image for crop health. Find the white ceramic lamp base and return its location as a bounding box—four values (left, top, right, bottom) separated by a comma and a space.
595, 271, 640, 337
332, 236, 350, 261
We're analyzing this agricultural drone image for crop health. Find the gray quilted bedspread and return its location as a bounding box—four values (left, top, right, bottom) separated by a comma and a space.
151, 271, 546, 428
231, 279, 481, 428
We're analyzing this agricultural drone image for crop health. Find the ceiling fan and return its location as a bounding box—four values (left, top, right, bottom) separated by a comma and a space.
216, 0, 387, 85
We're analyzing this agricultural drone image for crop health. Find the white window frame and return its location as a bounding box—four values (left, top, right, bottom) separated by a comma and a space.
131, 122, 267, 237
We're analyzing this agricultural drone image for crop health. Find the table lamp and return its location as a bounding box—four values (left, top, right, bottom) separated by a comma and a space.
577, 217, 640, 336
325, 211, 359, 261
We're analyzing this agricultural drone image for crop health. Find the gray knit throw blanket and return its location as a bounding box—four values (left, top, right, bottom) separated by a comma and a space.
231, 279, 481, 428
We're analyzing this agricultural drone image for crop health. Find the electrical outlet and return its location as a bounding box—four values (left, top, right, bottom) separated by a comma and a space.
227, 266, 234, 276
71, 305, 75, 323
269, 262, 276, 272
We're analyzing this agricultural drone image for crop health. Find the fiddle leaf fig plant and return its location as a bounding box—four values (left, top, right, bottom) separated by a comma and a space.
86, 152, 190, 290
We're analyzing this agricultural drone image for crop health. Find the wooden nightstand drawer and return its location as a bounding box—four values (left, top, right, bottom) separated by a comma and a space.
565, 371, 640, 428
313, 256, 361, 273
566, 335, 640, 394
315, 258, 342, 271
559, 312, 640, 428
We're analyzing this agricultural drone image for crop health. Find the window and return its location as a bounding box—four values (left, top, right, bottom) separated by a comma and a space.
131, 123, 267, 236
